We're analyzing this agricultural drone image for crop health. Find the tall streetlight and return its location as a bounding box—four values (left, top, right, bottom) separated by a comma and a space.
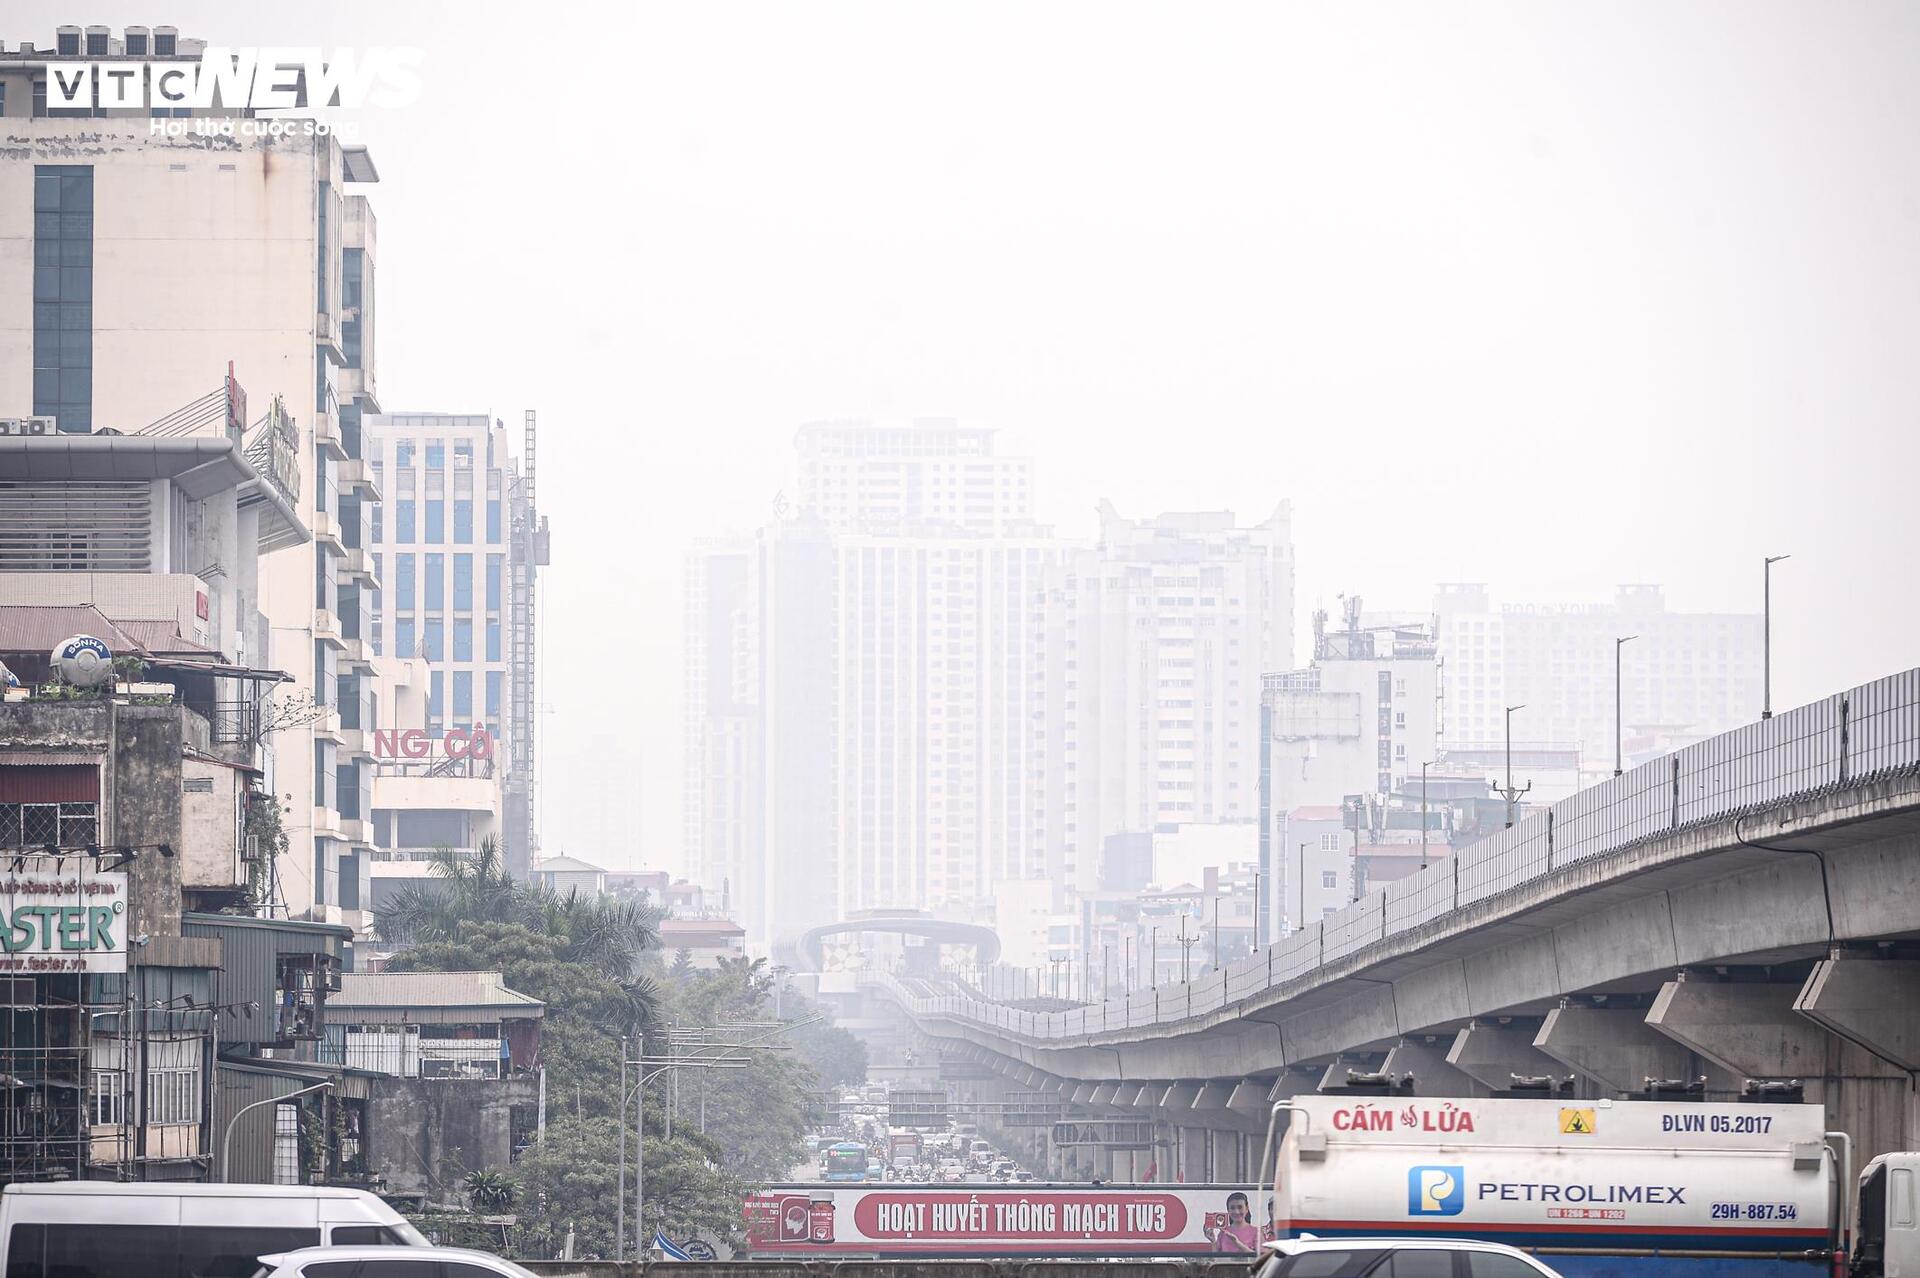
1176, 914, 1198, 983
1763, 555, 1790, 718
1419, 762, 1433, 870
1491, 704, 1531, 828
1297, 842, 1308, 934
222, 1079, 332, 1183
1614, 635, 1637, 776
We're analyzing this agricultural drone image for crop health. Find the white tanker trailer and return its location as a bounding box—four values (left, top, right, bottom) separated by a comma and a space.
1256, 1096, 1920, 1278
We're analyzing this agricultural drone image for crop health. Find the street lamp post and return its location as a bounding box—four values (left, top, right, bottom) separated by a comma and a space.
1492, 704, 1531, 828
1764, 555, 1790, 718
1298, 842, 1307, 933
1420, 761, 1432, 870
1614, 635, 1637, 776
1177, 914, 1198, 984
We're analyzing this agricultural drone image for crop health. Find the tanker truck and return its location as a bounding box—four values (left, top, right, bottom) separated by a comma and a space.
1254, 1095, 1920, 1278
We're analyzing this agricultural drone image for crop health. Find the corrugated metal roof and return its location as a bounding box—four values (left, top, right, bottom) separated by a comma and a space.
0, 750, 103, 766
333, 970, 545, 1015
0, 605, 149, 655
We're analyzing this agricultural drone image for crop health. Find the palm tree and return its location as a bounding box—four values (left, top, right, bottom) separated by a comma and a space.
376, 836, 521, 944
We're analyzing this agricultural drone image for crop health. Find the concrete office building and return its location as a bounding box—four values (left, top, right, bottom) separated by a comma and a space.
0, 31, 386, 926
1435, 583, 1764, 772
1046, 503, 1294, 901
363, 415, 512, 744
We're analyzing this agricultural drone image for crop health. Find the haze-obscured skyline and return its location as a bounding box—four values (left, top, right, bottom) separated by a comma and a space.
23, 0, 1920, 874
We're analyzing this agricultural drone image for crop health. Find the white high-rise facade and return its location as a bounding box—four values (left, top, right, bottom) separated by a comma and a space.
1045, 503, 1295, 900
686, 423, 1298, 950
0, 39, 385, 926
1436, 583, 1763, 768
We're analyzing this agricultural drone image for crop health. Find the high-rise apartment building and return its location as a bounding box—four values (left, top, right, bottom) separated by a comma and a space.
1045, 503, 1294, 899
794, 419, 1031, 533
683, 539, 755, 907
1435, 583, 1763, 769
0, 34, 385, 925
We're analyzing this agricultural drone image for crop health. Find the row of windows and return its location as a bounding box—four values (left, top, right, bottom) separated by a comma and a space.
388, 498, 503, 545
392, 617, 503, 663
421, 670, 504, 719
389, 553, 502, 611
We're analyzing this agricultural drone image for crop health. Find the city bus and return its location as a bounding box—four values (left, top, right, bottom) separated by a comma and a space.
820, 1141, 871, 1182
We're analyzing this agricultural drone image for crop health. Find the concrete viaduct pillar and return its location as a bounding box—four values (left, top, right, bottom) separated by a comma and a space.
1535, 1005, 1694, 1094
1648, 977, 1910, 1166
1385, 1036, 1489, 1097
1447, 1021, 1569, 1092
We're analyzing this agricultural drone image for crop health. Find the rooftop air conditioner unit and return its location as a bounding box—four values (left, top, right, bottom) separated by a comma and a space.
0, 419, 54, 437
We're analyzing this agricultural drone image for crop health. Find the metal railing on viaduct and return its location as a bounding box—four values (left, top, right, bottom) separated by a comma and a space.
890, 668, 1920, 1039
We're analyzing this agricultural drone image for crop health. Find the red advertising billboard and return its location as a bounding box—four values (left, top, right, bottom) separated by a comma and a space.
744, 1184, 1262, 1256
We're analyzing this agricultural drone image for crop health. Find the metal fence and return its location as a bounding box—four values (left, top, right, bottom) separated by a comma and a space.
883, 668, 1920, 1043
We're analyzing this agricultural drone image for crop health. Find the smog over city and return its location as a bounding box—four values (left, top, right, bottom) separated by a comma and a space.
0, 1, 1916, 1270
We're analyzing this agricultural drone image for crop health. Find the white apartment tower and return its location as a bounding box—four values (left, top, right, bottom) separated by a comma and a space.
1046, 503, 1295, 899
1435, 583, 1764, 768
0, 34, 385, 925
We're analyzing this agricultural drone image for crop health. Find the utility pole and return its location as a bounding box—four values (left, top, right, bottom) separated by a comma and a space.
1251, 867, 1261, 952
1211, 893, 1219, 971
1763, 554, 1790, 719
1177, 914, 1198, 984
1614, 636, 1637, 776
1492, 704, 1531, 828
1048, 956, 1067, 999
1149, 927, 1159, 986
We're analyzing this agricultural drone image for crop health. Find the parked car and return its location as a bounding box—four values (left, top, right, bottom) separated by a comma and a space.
1257, 1238, 1566, 1278
253, 1245, 538, 1278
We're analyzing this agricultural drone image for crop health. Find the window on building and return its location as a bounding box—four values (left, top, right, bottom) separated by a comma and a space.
453, 553, 472, 610
89, 1068, 125, 1125
1319, 833, 1339, 851
485, 620, 500, 663
453, 618, 473, 661
32, 166, 94, 432
395, 618, 416, 659
453, 671, 473, 719
425, 501, 444, 542
395, 499, 415, 543
486, 554, 503, 609
426, 441, 445, 469
395, 553, 415, 610
395, 439, 413, 467
424, 554, 443, 610
1321, 870, 1338, 888
486, 670, 502, 720
486, 498, 502, 543
147, 1068, 200, 1126
428, 671, 443, 725
423, 618, 444, 661
453, 500, 473, 542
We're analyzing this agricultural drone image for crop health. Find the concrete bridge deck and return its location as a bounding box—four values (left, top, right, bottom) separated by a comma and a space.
873, 669, 1920, 1181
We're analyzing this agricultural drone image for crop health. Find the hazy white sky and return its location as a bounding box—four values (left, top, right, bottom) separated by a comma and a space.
30, 1, 1920, 873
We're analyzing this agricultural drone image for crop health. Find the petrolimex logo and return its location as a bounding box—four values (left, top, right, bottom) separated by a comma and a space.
1409, 1166, 1465, 1216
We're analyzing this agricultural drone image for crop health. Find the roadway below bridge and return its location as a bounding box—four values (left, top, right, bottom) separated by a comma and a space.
872, 669, 1920, 1185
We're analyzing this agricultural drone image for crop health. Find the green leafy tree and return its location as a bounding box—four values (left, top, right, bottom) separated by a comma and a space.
514, 1117, 745, 1260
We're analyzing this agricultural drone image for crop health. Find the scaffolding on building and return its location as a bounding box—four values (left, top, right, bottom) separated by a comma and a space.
504, 408, 547, 880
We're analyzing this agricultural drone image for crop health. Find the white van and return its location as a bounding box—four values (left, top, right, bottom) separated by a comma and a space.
0, 1182, 427, 1278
